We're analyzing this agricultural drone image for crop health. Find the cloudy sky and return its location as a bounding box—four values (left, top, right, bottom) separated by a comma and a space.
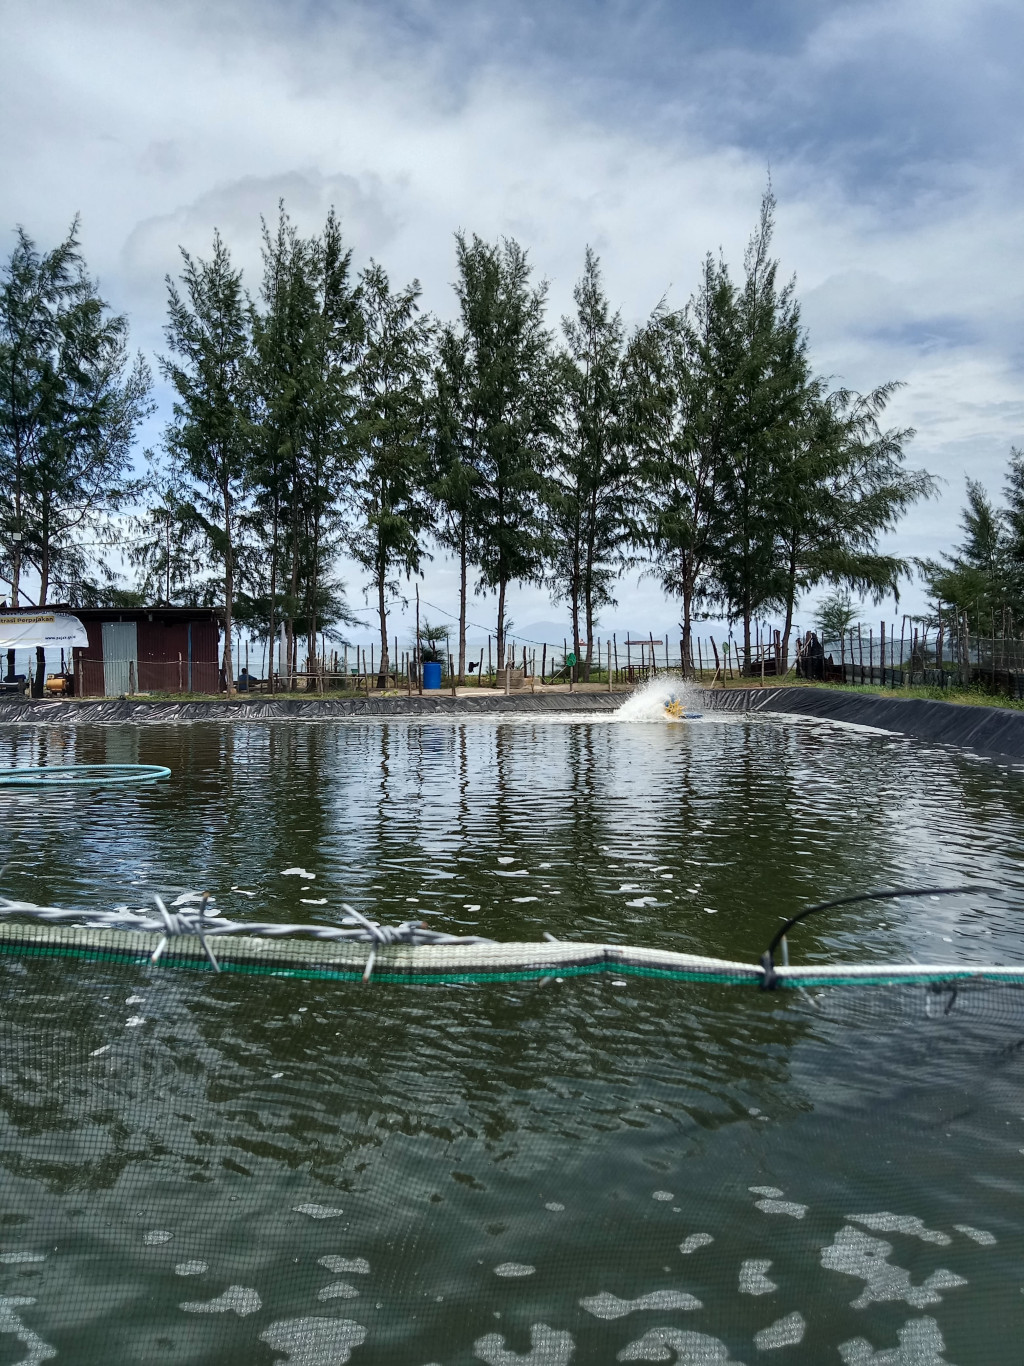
2, 0, 1021, 644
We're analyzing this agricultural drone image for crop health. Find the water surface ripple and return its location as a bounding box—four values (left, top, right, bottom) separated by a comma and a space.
0, 713, 1021, 1363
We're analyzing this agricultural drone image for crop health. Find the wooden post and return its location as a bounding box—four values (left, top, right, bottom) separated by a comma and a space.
478, 648, 484, 685
541, 643, 547, 684
613, 633, 618, 681
416, 586, 423, 695
710, 638, 720, 681
696, 637, 703, 679
857, 624, 864, 684
649, 630, 656, 676
178, 652, 183, 693
608, 638, 612, 692
487, 635, 492, 681
665, 635, 670, 671
505, 660, 511, 695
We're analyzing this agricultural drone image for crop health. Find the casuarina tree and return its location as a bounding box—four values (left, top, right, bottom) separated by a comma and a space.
162, 230, 251, 694
350, 261, 434, 686
0, 217, 151, 690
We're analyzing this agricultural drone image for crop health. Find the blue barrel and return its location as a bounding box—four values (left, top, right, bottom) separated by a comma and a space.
423, 661, 442, 690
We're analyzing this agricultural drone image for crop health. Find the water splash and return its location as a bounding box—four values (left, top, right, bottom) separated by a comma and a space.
615, 677, 704, 724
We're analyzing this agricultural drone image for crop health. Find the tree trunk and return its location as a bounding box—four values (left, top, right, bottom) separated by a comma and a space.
457, 522, 467, 685
222, 485, 235, 697
377, 557, 389, 690
267, 506, 278, 695
779, 543, 797, 672
496, 579, 507, 680
681, 580, 693, 678
32, 552, 49, 697
570, 593, 582, 690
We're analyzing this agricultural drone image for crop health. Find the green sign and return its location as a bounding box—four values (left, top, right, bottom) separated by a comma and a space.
566, 652, 577, 667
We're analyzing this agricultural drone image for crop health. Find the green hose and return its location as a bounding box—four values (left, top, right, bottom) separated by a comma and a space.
0, 763, 171, 786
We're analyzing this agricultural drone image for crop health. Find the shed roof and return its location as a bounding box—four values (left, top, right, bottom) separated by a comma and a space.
45, 604, 223, 625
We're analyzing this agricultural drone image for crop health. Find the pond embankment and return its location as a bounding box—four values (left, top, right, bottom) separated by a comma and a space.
0, 691, 632, 725
705, 685, 1024, 762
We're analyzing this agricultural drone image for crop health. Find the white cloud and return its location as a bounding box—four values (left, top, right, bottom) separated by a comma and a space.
1, 0, 1020, 628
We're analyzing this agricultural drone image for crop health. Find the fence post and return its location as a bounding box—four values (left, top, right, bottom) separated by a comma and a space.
608, 638, 612, 692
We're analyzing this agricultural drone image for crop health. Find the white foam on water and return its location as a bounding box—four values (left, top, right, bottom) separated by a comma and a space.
125, 1016, 146, 1029
652, 1191, 674, 1202
142, 1230, 173, 1245
259, 1317, 366, 1365
0, 1295, 56, 1365
179, 1286, 262, 1316
474, 1322, 574, 1365
281, 868, 315, 879
317, 1280, 359, 1300
821, 1227, 967, 1309
581, 1289, 702, 1320
848, 1214, 951, 1246
293, 1204, 343, 1219
300, 898, 328, 905
544, 1203, 565, 1212
838, 1315, 952, 1365
739, 1259, 777, 1296
0, 1254, 45, 1265
616, 1328, 740, 1362
318, 1256, 370, 1273
953, 1224, 996, 1245
755, 1198, 808, 1219
494, 1263, 536, 1278
174, 1261, 208, 1276
679, 1234, 714, 1255
754, 1312, 806, 1351
614, 678, 706, 725
748, 1186, 783, 1197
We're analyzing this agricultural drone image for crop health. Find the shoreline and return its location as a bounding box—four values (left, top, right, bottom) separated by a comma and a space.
0, 691, 633, 724
5, 685, 1024, 763
703, 685, 1024, 762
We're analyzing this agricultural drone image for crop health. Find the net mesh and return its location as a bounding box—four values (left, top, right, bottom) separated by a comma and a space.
0, 920, 1021, 1364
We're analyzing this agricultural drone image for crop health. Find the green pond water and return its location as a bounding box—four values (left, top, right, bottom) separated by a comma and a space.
0, 708, 1023, 1364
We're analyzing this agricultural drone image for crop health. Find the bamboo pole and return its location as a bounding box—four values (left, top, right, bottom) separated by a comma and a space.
608, 638, 612, 692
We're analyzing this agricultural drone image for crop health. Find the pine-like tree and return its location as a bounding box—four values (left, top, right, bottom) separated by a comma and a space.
637, 253, 739, 672
715, 190, 810, 671
161, 230, 251, 694
0, 218, 152, 689
452, 233, 555, 670
350, 261, 434, 686
548, 248, 646, 679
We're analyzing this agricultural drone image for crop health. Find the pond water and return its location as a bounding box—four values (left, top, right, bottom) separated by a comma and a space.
0, 707, 1023, 1364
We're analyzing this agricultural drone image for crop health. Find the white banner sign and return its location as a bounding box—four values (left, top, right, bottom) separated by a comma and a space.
0, 612, 89, 650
